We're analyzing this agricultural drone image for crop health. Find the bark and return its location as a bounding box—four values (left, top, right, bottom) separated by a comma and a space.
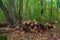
25, 0, 29, 20
19, 0, 23, 24
49, 0, 52, 22
8, 0, 18, 25
40, 0, 44, 15
0, 0, 13, 25
56, 0, 59, 21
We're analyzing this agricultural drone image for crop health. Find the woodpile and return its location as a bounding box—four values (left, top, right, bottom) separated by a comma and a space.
7, 20, 58, 40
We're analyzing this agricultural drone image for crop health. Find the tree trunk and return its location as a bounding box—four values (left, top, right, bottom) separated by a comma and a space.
56, 0, 59, 21
25, 0, 29, 20
40, 0, 44, 15
0, 0, 13, 25
19, 0, 23, 24
49, 0, 52, 22
8, 0, 18, 25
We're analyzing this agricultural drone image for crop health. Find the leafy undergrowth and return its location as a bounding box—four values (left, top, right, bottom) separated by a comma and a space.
0, 34, 7, 40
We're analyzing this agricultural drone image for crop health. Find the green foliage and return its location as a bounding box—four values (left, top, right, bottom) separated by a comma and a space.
0, 0, 60, 23
0, 34, 7, 40
0, 8, 6, 23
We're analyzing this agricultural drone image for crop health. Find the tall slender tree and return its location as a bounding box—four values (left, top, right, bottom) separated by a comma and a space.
49, 0, 52, 22
8, 0, 18, 25
19, 0, 23, 24
56, 0, 59, 21
40, 0, 44, 15
25, 0, 29, 20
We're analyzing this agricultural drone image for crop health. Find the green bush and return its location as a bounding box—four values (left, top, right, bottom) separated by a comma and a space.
0, 34, 7, 40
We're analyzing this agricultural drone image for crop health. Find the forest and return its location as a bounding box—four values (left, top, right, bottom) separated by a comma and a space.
0, 0, 60, 24
0, 0, 60, 40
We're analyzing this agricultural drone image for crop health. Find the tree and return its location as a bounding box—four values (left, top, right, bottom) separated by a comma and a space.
56, 0, 59, 21
19, 0, 23, 24
25, 0, 29, 20
8, 0, 18, 25
0, 0, 13, 25
40, 0, 44, 15
49, 0, 53, 22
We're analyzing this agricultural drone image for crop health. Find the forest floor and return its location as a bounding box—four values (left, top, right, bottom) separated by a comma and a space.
0, 29, 60, 40
6, 23, 60, 40
7, 31, 60, 40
